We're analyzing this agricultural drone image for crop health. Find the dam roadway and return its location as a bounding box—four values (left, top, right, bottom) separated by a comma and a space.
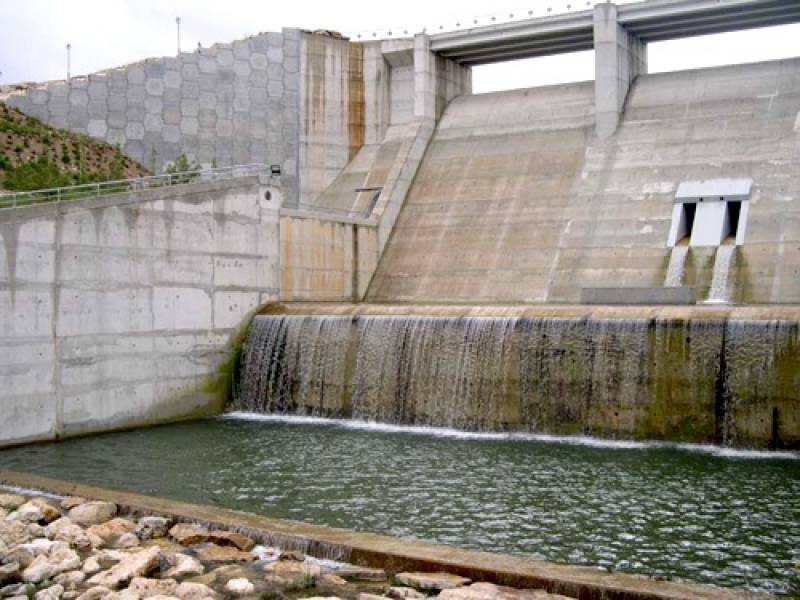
429, 0, 800, 65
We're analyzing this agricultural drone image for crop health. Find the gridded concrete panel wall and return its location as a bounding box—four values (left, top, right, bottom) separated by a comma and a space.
6, 30, 302, 204
0, 177, 280, 447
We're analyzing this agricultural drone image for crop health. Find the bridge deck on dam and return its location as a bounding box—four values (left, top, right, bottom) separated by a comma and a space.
430, 0, 800, 65
366, 57, 800, 305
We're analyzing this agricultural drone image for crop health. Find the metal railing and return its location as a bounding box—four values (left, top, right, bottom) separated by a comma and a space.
341, 0, 639, 40
0, 163, 269, 210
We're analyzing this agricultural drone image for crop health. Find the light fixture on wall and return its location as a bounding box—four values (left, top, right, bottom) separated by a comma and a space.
270, 164, 282, 176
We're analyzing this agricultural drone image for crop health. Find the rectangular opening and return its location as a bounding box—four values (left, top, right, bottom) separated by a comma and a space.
682, 202, 696, 242
727, 200, 741, 238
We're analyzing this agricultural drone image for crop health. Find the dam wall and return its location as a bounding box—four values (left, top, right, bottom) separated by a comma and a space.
368, 57, 800, 304
4, 31, 470, 215
238, 304, 800, 449
0, 175, 281, 447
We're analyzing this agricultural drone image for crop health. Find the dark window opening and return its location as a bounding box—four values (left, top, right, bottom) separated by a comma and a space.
682, 202, 696, 241
727, 200, 741, 238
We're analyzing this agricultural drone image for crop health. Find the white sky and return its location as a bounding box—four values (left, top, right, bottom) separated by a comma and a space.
1, 0, 799, 93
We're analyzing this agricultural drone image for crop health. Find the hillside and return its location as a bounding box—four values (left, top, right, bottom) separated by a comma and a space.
0, 101, 149, 192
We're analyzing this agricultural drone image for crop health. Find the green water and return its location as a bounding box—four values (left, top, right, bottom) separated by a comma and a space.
1, 415, 798, 595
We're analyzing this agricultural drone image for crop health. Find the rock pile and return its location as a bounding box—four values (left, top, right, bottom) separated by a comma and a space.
0, 491, 574, 600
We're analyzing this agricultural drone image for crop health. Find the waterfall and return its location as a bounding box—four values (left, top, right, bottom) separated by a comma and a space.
706, 245, 737, 303
664, 246, 689, 287
235, 314, 800, 447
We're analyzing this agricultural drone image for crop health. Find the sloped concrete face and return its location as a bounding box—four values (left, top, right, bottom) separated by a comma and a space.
368, 83, 596, 303
368, 57, 800, 304
0, 177, 281, 447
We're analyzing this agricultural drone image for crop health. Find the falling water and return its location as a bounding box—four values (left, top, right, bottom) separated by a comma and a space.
707, 245, 737, 303
236, 314, 800, 448
664, 245, 689, 287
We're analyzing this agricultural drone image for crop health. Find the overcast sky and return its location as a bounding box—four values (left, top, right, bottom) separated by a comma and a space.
1, 0, 798, 93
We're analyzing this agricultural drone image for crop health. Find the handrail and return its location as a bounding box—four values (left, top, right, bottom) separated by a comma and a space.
0, 163, 269, 210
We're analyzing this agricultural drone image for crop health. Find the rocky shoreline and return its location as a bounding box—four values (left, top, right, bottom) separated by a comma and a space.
0, 490, 573, 600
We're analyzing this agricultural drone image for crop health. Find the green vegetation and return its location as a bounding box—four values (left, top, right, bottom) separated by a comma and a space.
0, 101, 149, 192
164, 153, 202, 184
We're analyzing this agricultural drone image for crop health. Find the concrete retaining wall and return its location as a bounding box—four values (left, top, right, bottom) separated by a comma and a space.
6, 31, 301, 203
0, 176, 280, 447
279, 209, 379, 301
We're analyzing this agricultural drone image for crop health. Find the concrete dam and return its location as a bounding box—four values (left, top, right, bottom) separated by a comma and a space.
2, 0, 800, 450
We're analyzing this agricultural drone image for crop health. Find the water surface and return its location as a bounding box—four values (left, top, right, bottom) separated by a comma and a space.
1, 415, 798, 595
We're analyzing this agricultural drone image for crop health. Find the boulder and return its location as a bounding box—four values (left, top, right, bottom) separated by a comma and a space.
6, 595, 28, 600
277, 550, 305, 562
250, 546, 279, 562
320, 574, 348, 586
95, 550, 137, 570
128, 577, 177, 598
69, 503, 117, 527
336, 566, 386, 582
174, 582, 216, 600
63, 593, 81, 600
88, 519, 137, 549
22, 548, 81, 583
21, 539, 69, 557
60, 498, 86, 512
34, 584, 65, 600
0, 561, 20, 586
163, 555, 203, 579
386, 587, 426, 600
45, 518, 92, 550
82, 557, 102, 576
191, 545, 253, 564
3, 547, 34, 569
0, 521, 31, 547
28, 524, 46, 538
0, 495, 26, 510
87, 547, 161, 589
139, 539, 185, 555
167, 525, 209, 547
205, 532, 254, 552
76, 586, 112, 600
53, 570, 86, 590
134, 518, 171, 541
395, 573, 470, 591
1, 582, 35, 597
223, 578, 253, 596
17, 499, 61, 524
263, 561, 320, 589
438, 583, 574, 600
194, 564, 247, 585
357, 594, 386, 600
109, 591, 141, 600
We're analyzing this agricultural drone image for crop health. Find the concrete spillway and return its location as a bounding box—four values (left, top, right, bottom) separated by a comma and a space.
236, 304, 800, 449
367, 57, 800, 304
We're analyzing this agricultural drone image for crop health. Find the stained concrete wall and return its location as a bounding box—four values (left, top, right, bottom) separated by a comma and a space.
5, 31, 302, 204
0, 176, 280, 447
279, 210, 378, 301
368, 57, 800, 304
298, 35, 365, 207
